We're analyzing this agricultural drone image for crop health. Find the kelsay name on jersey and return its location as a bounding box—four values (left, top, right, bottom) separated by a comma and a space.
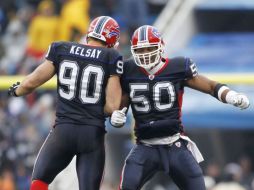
70, 45, 102, 59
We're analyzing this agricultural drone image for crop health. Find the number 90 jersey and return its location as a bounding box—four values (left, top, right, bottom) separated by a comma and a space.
46, 41, 123, 127
121, 57, 198, 140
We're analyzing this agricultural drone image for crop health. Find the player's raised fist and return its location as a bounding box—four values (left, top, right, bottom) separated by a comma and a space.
234, 94, 250, 109
226, 92, 250, 109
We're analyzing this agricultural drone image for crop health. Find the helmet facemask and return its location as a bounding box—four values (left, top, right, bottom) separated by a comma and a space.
131, 42, 163, 70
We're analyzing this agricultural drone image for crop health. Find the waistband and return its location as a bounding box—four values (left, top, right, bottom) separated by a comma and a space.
140, 133, 180, 146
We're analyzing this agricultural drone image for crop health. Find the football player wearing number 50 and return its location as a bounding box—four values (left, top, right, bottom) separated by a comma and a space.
110, 25, 250, 190
8, 16, 123, 190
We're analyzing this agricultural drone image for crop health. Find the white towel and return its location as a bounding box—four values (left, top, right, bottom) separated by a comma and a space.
180, 135, 204, 163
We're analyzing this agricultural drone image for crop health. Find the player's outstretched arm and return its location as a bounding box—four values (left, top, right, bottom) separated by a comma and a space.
185, 74, 250, 109
104, 75, 122, 116
8, 59, 55, 97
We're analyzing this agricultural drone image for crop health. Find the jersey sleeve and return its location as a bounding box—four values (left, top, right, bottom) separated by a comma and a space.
45, 42, 64, 71
184, 57, 198, 80
120, 59, 130, 94
45, 42, 58, 62
108, 49, 123, 76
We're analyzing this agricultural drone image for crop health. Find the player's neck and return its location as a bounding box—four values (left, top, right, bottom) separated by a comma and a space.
87, 40, 106, 47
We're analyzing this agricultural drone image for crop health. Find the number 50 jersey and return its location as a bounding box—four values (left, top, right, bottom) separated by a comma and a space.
121, 57, 198, 140
46, 41, 123, 127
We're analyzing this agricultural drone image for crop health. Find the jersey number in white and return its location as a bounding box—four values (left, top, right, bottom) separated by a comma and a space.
130, 82, 176, 112
59, 60, 104, 103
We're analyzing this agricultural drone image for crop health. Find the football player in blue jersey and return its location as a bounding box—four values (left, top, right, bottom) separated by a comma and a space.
110, 25, 250, 190
8, 16, 123, 190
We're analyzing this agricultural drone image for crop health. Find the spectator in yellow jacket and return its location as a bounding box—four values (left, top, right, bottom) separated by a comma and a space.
59, 0, 90, 41
26, 0, 59, 60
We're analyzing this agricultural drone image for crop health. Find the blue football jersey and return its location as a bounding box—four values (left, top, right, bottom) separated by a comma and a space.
121, 57, 198, 139
46, 41, 123, 127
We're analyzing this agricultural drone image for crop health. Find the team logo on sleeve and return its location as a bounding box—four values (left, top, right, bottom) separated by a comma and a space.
175, 142, 181, 148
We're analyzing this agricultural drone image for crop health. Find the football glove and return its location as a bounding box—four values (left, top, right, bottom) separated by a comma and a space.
110, 107, 127, 128
8, 82, 20, 97
226, 91, 250, 110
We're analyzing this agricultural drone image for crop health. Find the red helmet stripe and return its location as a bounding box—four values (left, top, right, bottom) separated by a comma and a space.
94, 16, 110, 34
145, 26, 149, 42
138, 27, 142, 42
139, 26, 146, 42
138, 25, 150, 43
100, 17, 111, 35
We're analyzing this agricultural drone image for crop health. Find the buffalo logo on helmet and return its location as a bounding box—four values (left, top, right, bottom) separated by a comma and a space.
108, 31, 120, 38
152, 28, 161, 38
104, 28, 120, 38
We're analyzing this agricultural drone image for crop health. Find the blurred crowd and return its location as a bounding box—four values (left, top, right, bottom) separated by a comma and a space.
0, 0, 166, 75
0, 92, 55, 190
0, 0, 254, 190
203, 156, 254, 190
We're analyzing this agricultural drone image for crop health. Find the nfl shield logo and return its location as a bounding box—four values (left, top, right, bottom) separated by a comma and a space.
149, 75, 154, 80
175, 142, 181, 148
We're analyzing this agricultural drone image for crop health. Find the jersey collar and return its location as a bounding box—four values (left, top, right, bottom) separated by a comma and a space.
139, 58, 169, 78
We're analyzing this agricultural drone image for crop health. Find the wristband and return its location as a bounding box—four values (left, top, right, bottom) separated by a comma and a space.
214, 83, 228, 101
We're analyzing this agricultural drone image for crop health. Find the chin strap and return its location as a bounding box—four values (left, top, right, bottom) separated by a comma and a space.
113, 41, 119, 49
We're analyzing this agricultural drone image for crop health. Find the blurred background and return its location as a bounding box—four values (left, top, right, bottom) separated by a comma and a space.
0, 0, 253, 189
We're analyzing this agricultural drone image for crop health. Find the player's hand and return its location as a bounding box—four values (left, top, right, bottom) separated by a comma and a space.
226, 92, 250, 109
110, 107, 127, 128
8, 82, 20, 97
